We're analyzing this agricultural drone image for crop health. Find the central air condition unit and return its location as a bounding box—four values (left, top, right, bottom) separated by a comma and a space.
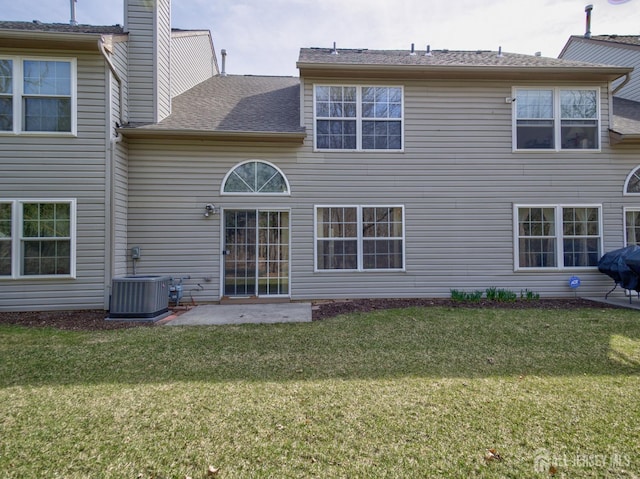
109, 275, 170, 320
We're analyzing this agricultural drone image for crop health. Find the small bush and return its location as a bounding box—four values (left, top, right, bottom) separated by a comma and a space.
496, 289, 517, 302
451, 289, 484, 301
450, 289, 468, 301
485, 287, 498, 300
520, 289, 541, 301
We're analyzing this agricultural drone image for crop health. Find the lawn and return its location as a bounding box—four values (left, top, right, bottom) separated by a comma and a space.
1, 306, 639, 478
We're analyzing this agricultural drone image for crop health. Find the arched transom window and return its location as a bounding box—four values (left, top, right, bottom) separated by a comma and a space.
222, 160, 290, 195
624, 166, 640, 195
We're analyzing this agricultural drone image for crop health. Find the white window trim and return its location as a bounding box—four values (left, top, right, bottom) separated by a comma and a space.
512, 86, 601, 153
0, 199, 77, 279
314, 204, 406, 272
220, 160, 291, 196
513, 204, 602, 271
623, 165, 640, 196
313, 84, 405, 152
0, 56, 77, 136
623, 207, 640, 247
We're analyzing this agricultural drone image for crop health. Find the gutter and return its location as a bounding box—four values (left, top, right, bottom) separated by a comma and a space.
297, 63, 633, 82
117, 127, 306, 143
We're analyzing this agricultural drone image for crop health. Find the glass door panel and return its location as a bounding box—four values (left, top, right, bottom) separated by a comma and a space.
224, 209, 289, 297
224, 210, 256, 296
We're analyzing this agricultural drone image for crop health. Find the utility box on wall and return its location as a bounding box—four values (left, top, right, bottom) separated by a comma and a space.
109, 275, 170, 320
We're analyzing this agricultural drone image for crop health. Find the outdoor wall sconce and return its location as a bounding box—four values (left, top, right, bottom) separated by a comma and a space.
204, 203, 220, 217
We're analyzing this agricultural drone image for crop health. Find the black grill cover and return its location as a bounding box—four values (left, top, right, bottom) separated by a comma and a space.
624, 248, 640, 280
598, 245, 640, 291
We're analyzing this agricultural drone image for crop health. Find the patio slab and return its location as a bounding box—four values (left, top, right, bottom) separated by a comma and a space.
162, 302, 312, 326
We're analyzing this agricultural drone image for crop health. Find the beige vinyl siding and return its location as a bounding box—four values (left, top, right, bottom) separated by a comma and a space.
171, 32, 217, 97
125, 79, 636, 302
0, 52, 110, 311
561, 40, 640, 102
111, 41, 129, 124
125, 0, 158, 123
156, 0, 171, 120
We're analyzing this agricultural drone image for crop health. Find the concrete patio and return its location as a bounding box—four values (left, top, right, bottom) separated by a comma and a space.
161, 302, 313, 326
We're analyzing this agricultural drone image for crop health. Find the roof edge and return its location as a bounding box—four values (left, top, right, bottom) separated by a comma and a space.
0, 29, 112, 51
297, 62, 632, 81
610, 129, 640, 146
118, 127, 307, 143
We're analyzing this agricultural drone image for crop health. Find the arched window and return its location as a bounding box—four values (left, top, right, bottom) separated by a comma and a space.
624, 166, 640, 195
222, 160, 290, 195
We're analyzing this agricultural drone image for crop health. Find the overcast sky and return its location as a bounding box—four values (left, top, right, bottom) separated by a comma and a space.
2, 0, 638, 76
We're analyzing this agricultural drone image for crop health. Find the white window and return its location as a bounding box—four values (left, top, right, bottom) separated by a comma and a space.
0, 200, 76, 278
0, 57, 76, 135
221, 160, 290, 195
0, 202, 11, 276
315, 205, 404, 271
314, 85, 403, 151
624, 165, 640, 195
515, 205, 601, 270
624, 208, 640, 246
514, 88, 599, 151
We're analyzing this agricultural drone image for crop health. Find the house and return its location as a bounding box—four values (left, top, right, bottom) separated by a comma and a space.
560, 32, 640, 243
1, 0, 639, 312
0, 0, 217, 311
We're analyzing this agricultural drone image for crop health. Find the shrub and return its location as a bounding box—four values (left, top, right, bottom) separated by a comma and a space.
450, 289, 484, 301
520, 289, 541, 300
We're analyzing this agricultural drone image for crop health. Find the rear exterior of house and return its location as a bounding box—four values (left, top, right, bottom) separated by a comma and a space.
0, 0, 216, 311
121, 49, 638, 304
2, 0, 640, 312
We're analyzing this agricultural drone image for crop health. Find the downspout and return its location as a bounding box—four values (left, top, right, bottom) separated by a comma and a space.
98, 36, 124, 125
612, 73, 631, 96
99, 35, 125, 308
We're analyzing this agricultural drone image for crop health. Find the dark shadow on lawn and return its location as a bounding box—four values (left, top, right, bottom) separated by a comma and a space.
1, 306, 639, 387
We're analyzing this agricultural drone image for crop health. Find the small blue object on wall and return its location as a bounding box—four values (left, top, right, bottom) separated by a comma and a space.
569, 276, 581, 289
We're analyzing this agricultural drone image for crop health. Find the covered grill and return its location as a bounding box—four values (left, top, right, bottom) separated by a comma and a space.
598, 245, 640, 300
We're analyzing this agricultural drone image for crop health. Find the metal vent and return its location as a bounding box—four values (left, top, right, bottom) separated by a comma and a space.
109, 275, 170, 319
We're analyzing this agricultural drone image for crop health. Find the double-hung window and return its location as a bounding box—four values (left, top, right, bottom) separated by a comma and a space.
515, 205, 601, 270
514, 88, 599, 151
314, 85, 403, 150
0, 57, 76, 134
315, 206, 404, 271
624, 209, 640, 246
0, 200, 76, 278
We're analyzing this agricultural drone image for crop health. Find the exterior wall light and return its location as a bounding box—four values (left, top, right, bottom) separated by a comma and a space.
204, 203, 220, 217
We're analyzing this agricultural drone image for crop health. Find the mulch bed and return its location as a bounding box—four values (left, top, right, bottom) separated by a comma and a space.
310, 297, 619, 320
0, 297, 619, 331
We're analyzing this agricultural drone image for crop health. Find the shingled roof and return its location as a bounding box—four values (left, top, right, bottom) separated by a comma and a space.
611, 97, 640, 144
123, 75, 305, 141
297, 47, 631, 81
0, 21, 123, 35
586, 35, 640, 48
298, 47, 611, 67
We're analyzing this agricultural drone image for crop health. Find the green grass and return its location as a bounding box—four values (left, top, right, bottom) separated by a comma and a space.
1, 307, 640, 478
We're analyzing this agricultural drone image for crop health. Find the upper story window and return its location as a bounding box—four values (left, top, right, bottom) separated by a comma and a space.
314, 85, 403, 151
222, 160, 290, 195
0, 57, 76, 135
514, 88, 599, 151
